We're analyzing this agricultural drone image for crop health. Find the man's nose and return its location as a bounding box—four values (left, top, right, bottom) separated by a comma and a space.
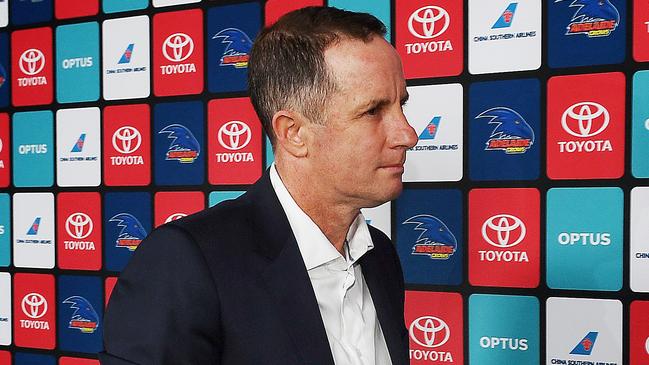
392, 112, 418, 149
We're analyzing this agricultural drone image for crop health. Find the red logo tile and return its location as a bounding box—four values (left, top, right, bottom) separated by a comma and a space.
396, 0, 463, 78
631, 301, 649, 364
103, 104, 151, 186
469, 188, 540, 288
55, 0, 99, 19
265, 0, 324, 25
11, 27, 53, 107
13, 273, 55, 349
154, 191, 204, 227
57, 192, 102, 270
208, 98, 262, 185
634, 0, 649, 62
153, 9, 204, 96
547, 72, 625, 179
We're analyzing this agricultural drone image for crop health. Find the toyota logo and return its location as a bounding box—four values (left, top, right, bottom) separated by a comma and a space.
218, 121, 252, 150
163, 33, 194, 62
561, 102, 610, 138
165, 213, 187, 223
645, 336, 649, 355
481, 214, 526, 248
409, 316, 450, 348
65, 212, 93, 239
112, 126, 142, 154
0, 138, 3, 153
21, 293, 48, 319
19, 49, 45, 76
408, 6, 450, 39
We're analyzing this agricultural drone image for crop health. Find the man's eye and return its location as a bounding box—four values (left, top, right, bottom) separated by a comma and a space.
366, 107, 379, 116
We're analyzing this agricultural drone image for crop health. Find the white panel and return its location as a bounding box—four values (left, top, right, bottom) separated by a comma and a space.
13, 193, 55, 269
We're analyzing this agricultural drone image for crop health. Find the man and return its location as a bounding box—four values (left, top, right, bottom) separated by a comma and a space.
101, 6, 417, 365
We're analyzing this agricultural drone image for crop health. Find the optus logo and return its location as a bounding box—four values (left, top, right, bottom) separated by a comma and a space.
408, 6, 450, 39
409, 315, 451, 348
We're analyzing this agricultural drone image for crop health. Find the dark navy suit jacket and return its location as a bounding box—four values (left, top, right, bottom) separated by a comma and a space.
100, 173, 408, 365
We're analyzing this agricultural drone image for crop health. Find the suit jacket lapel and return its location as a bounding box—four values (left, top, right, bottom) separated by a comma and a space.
361, 247, 408, 365
249, 173, 335, 365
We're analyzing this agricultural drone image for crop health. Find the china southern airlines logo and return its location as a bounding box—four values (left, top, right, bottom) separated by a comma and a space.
118, 44, 134, 64
212, 28, 253, 69
476, 107, 534, 154
493, 3, 518, 29
27, 217, 41, 235
570, 331, 598, 355
556, 0, 620, 37
158, 124, 200, 163
63, 296, 99, 334
419, 117, 441, 140
109, 213, 147, 251
403, 215, 457, 260
71, 134, 86, 153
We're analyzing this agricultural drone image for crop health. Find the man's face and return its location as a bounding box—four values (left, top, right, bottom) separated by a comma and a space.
305, 35, 418, 209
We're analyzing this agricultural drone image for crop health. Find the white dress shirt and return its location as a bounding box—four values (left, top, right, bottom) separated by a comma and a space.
270, 165, 392, 365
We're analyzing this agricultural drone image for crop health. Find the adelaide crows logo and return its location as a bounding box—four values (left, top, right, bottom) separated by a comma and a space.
158, 124, 200, 163
556, 0, 620, 37
109, 213, 147, 251
475, 107, 534, 154
63, 296, 99, 334
403, 215, 457, 260
212, 28, 253, 69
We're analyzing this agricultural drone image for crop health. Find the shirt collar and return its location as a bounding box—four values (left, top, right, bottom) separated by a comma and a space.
269, 164, 374, 270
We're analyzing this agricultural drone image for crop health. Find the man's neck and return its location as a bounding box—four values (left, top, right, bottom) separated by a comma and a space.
275, 162, 358, 255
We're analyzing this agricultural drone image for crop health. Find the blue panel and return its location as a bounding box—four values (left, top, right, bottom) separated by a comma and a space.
548, 0, 626, 68
57, 275, 103, 353
0, 33, 9, 108
104, 192, 151, 272
154, 101, 205, 185
207, 2, 261, 93
14, 353, 55, 365
11, 0, 52, 25
469, 79, 540, 181
396, 189, 463, 285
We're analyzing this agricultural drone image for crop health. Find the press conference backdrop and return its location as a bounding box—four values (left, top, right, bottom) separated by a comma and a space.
0, 0, 648, 364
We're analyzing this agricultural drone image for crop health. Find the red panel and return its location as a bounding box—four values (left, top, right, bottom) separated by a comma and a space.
153, 9, 204, 96
0, 351, 9, 365
13, 273, 56, 349
265, 0, 324, 26
395, 0, 463, 78
405, 291, 463, 364
208, 98, 263, 185
547, 72, 625, 179
57, 192, 102, 270
55, 0, 99, 19
631, 301, 649, 364
59, 358, 99, 365
11, 27, 53, 107
633, 0, 649, 62
103, 104, 151, 186
469, 188, 540, 288
105, 277, 118, 307
0, 114, 9, 188
154, 191, 204, 227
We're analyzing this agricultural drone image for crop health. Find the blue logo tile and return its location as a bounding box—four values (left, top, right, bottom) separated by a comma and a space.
57, 275, 103, 353
11, 0, 52, 25
207, 2, 260, 93
14, 353, 55, 365
546, 187, 623, 291
396, 189, 463, 285
469, 79, 540, 181
548, 0, 626, 68
0, 33, 9, 108
469, 294, 539, 365
12, 111, 54, 187
154, 101, 205, 186
104, 192, 151, 272
56, 22, 100, 103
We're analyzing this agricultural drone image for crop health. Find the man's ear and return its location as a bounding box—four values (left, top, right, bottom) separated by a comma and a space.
272, 111, 309, 157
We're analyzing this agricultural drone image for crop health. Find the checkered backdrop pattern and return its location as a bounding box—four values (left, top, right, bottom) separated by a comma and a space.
0, 0, 648, 364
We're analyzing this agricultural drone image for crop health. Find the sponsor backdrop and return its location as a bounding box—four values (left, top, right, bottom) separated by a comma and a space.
0, 0, 648, 364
